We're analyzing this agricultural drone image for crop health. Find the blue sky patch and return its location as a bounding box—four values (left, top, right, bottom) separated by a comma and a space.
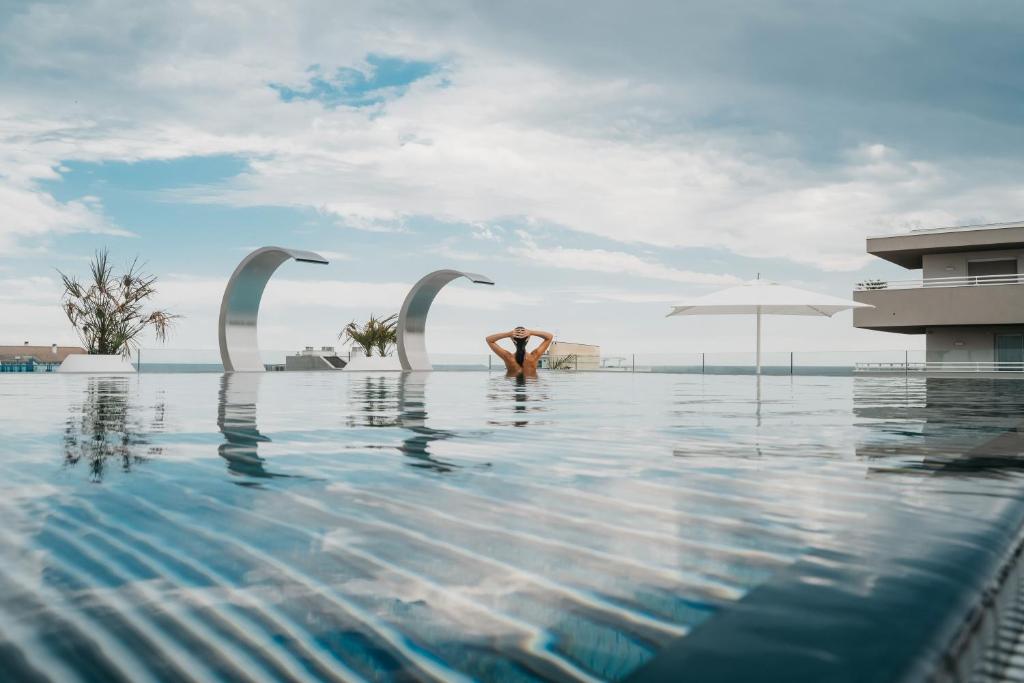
270, 54, 441, 108
44, 155, 250, 198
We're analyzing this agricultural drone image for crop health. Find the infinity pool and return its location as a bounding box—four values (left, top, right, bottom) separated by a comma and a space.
1, 372, 1024, 682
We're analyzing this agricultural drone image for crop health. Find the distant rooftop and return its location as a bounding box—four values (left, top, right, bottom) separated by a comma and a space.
0, 345, 86, 363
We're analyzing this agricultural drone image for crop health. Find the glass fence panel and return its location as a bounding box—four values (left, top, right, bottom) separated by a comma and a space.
27, 348, 949, 375
429, 353, 491, 370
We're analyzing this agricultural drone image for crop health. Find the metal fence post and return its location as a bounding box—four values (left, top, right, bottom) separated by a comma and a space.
488, 355, 492, 372
137, 348, 141, 374
905, 349, 909, 377
790, 351, 793, 375
632, 354, 635, 373
701, 352, 705, 374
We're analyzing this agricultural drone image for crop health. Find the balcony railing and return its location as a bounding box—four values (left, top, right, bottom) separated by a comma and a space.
856, 361, 1024, 373
855, 273, 1024, 291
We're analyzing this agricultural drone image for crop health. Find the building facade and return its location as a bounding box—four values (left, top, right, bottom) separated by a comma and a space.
542, 342, 601, 370
853, 221, 1024, 365
284, 346, 347, 371
0, 343, 86, 372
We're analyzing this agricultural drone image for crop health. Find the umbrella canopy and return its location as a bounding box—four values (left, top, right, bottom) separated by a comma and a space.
667, 279, 873, 374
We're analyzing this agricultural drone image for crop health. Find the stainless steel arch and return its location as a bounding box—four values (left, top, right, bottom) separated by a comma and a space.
218, 246, 328, 372
397, 270, 494, 371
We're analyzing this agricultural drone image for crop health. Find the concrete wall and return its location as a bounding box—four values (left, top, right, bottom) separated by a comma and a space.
549, 342, 600, 356
866, 224, 1024, 268
925, 325, 1024, 362
853, 283, 1024, 331
285, 354, 332, 371
547, 341, 601, 370
926, 327, 995, 362
922, 249, 1024, 279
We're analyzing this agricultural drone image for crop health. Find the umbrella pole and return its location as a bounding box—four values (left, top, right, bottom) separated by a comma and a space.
756, 306, 762, 376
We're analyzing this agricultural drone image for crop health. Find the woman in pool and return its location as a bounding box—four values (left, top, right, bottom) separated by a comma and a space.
486, 327, 554, 377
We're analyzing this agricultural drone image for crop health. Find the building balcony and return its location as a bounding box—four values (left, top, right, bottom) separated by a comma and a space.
852, 274, 1024, 332
855, 273, 1024, 291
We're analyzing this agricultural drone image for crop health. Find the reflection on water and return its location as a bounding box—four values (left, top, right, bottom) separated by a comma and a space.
62, 377, 163, 482
346, 375, 401, 428
855, 377, 1024, 478
4, 373, 1024, 681
217, 373, 314, 482
341, 373, 473, 472
395, 372, 460, 472
487, 373, 549, 428
216, 372, 281, 481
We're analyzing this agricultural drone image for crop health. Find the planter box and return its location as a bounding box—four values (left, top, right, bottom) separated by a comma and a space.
343, 355, 402, 372
58, 354, 136, 374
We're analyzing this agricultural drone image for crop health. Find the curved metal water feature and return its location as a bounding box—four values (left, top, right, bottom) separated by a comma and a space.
218, 246, 329, 372
397, 270, 494, 371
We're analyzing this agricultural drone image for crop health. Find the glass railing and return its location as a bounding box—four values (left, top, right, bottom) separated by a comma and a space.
855, 273, 1024, 291
855, 361, 1024, 373
16, 348, 990, 376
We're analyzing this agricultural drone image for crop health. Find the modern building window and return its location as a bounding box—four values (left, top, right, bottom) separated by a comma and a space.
995, 334, 1024, 370
967, 259, 1017, 279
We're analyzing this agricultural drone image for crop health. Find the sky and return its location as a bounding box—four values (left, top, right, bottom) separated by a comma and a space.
2, 0, 1023, 360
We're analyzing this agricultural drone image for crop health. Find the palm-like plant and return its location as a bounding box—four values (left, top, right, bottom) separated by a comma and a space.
59, 250, 180, 357
340, 313, 398, 357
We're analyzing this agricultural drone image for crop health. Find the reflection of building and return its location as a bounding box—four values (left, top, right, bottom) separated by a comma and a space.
854, 376, 1024, 474
542, 341, 601, 370
284, 346, 347, 371
853, 221, 1024, 365
0, 343, 86, 372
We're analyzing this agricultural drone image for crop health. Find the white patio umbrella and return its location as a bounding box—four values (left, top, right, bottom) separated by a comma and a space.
666, 279, 874, 375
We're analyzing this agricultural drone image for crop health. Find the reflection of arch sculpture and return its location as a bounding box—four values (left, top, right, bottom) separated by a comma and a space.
397, 270, 494, 371
219, 247, 328, 372
217, 372, 271, 477
396, 371, 459, 471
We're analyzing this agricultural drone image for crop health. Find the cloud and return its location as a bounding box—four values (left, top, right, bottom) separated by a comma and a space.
0, 275, 61, 303
156, 276, 535, 314
1, 0, 1023, 272
509, 234, 741, 285
0, 184, 129, 252
556, 287, 683, 304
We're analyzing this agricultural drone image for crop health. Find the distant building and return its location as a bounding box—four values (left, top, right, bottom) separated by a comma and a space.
0, 343, 86, 372
542, 341, 601, 370
853, 220, 1024, 366
284, 346, 348, 371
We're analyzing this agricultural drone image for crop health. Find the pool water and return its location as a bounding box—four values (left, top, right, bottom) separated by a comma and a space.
1, 372, 1024, 682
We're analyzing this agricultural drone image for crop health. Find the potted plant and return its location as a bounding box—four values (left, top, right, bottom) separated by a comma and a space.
339, 313, 401, 371
57, 250, 179, 373
857, 279, 888, 290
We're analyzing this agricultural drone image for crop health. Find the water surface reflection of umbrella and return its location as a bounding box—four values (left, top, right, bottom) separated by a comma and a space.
667, 279, 873, 375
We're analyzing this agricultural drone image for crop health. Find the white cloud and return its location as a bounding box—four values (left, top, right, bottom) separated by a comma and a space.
0, 184, 129, 252
157, 276, 532, 312
1, 0, 1022, 273
509, 234, 741, 285
557, 287, 683, 304
0, 276, 61, 303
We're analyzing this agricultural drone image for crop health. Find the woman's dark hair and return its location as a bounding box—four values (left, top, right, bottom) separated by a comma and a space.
513, 336, 528, 366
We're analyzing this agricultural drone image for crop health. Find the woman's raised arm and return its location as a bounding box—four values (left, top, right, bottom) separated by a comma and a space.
527, 329, 554, 360
485, 331, 515, 363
